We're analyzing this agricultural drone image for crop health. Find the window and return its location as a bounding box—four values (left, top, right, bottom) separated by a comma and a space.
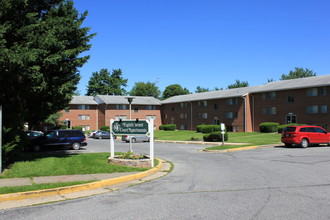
306, 105, 318, 114
214, 104, 218, 110
79, 125, 90, 131
307, 88, 318, 96
116, 105, 127, 110
199, 113, 208, 119
288, 96, 294, 103
198, 101, 207, 107
179, 125, 187, 130
115, 115, 127, 120
180, 102, 188, 108
226, 98, 238, 105
64, 107, 70, 113
134, 108, 139, 113
320, 105, 327, 113
261, 107, 276, 115
262, 92, 276, 100
179, 113, 187, 119
320, 87, 327, 96
226, 112, 238, 119
78, 104, 89, 110
146, 105, 156, 110
78, 115, 90, 120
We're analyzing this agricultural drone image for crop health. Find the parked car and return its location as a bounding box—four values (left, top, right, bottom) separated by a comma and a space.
281, 125, 330, 148
28, 129, 87, 152
24, 130, 43, 140
88, 130, 102, 138
93, 131, 110, 139
122, 135, 150, 143
92, 131, 116, 139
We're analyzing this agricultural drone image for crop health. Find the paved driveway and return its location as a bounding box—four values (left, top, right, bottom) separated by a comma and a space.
2, 140, 330, 219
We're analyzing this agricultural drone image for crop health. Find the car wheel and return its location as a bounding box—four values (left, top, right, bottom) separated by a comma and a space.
328, 141, 330, 146
131, 138, 136, 143
300, 139, 309, 148
285, 143, 292, 147
72, 142, 81, 150
33, 145, 41, 152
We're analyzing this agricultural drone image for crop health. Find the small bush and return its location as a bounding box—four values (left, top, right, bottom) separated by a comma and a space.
100, 126, 110, 132
259, 122, 279, 133
159, 125, 164, 130
72, 126, 83, 131
201, 125, 213, 134
278, 123, 306, 133
161, 124, 176, 131
196, 125, 205, 133
203, 132, 228, 142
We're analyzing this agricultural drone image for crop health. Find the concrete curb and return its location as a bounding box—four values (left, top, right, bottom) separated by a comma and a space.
0, 159, 163, 202
202, 144, 278, 153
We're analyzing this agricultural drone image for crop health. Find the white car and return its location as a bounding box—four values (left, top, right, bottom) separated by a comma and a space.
121, 135, 150, 143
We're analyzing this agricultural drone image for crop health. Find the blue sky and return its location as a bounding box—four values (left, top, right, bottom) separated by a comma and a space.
74, 0, 330, 95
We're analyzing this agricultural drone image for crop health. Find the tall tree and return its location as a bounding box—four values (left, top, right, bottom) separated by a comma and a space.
227, 80, 249, 89
195, 86, 210, 93
0, 0, 94, 162
280, 67, 316, 80
162, 84, 190, 100
130, 81, 161, 98
86, 69, 128, 96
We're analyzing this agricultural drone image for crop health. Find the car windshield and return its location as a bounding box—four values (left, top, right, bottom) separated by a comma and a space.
283, 127, 296, 132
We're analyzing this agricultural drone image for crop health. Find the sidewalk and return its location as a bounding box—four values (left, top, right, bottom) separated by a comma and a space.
0, 172, 139, 188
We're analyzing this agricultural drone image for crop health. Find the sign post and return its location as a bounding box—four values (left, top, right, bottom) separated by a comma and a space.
220, 123, 225, 146
110, 119, 155, 167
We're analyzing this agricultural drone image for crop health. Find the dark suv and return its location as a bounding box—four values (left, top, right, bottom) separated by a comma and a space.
29, 130, 87, 151
281, 125, 330, 148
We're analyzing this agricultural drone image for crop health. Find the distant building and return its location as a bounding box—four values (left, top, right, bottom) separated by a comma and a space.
60, 75, 330, 132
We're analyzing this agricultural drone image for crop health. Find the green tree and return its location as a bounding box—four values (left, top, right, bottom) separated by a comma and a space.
0, 0, 94, 164
86, 69, 128, 96
130, 81, 161, 98
227, 80, 249, 89
195, 86, 210, 93
280, 67, 316, 80
162, 84, 190, 100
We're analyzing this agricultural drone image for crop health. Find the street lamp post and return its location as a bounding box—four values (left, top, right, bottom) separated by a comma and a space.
125, 97, 135, 120
125, 97, 135, 152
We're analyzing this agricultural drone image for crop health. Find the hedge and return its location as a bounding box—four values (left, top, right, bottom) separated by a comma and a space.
203, 132, 228, 142
259, 122, 279, 133
100, 126, 110, 132
278, 123, 306, 133
198, 125, 221, 134
72, 126, 83, 131
160, 124, 176, 131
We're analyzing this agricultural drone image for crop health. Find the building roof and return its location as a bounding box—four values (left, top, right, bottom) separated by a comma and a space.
162, 74, 330, 104
70, 96, 98, 105
95, 95, 162, 105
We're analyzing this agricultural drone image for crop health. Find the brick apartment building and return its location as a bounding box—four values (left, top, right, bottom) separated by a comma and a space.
59, 95, 162, 131
161, 75, 330, 132
59, 75, 330, 132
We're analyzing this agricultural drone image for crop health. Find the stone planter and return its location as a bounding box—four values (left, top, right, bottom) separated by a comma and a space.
108, 156, 152, 168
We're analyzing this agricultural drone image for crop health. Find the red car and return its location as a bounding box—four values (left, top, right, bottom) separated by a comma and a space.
281, 125, 330, 148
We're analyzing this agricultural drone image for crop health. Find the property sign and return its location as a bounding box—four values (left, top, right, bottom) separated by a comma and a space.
112, 120, 149, 135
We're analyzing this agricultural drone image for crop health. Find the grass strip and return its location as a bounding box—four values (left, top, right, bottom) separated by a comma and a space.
0, 181, 95, 195
1, 153, 150, 179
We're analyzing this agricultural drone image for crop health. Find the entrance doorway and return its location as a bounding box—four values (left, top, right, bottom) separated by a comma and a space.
286, 114, 297, 124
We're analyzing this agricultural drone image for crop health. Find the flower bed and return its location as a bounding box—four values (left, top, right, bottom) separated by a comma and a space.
108, 154, 152, 168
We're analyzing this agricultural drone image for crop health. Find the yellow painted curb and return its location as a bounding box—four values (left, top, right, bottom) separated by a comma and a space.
203, 146, 259, 153
0, 159, 162, 202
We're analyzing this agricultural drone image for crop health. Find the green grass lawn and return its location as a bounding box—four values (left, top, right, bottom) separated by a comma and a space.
155, 130, 281, 143
1, 152, 154, 179
155, 130, 282, 150
0, 152, 159, 194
